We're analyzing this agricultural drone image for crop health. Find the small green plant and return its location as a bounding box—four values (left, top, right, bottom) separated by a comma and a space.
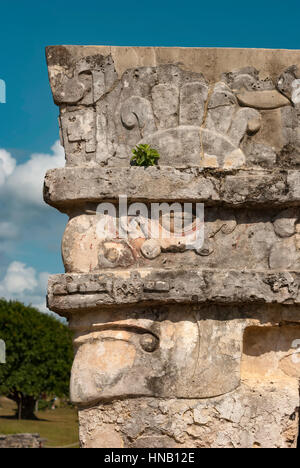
131, 144, 160, 167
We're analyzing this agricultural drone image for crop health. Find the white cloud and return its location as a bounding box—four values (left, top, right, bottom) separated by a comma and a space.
0, 140, 67, 257
0, 261, 37, 294
3, 140, 65, 206
0, 261, 50, 313
0, 221, 19, 239
0, 149, 16, 186
0, 141, 67, 316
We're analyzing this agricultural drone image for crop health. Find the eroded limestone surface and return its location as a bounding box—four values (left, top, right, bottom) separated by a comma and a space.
78, 385, 299, 448
45, 46, 300, 448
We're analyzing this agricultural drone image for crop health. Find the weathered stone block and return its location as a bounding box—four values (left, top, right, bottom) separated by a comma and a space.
0, 433, 43, 448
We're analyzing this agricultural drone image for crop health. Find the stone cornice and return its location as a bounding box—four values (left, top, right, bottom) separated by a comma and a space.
44, 167, 300, 211
47, 268, 300, 315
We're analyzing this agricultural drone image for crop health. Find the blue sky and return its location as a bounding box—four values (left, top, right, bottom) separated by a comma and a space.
0, 0, 300, 313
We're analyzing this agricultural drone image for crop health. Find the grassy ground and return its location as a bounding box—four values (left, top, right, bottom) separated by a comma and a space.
0, 396, 79, 448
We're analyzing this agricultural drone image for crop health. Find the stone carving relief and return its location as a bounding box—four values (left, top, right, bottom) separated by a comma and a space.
71, 306, 300, 422
121, 79, 261, 169
62, 206, 205, 272
62, 205, 300, 273
70, 306, 244, 404
54, 59, 300, 170
61, 206, 300, 273
51, 54, 118, 105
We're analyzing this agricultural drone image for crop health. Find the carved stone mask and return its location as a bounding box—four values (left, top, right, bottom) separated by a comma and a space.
70, 307, 243, 404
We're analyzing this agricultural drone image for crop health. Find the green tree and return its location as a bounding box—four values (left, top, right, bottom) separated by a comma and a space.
0, 299, 73, 420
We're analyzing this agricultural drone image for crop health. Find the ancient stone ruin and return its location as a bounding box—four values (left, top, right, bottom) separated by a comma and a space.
0, 433, 43, 448
45, 46, 300, 448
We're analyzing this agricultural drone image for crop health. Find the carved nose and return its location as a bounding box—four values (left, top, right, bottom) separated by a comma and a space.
140, 333, 159, 353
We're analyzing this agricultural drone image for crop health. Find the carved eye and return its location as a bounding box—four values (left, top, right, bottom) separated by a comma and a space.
140, 333, 159, 353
